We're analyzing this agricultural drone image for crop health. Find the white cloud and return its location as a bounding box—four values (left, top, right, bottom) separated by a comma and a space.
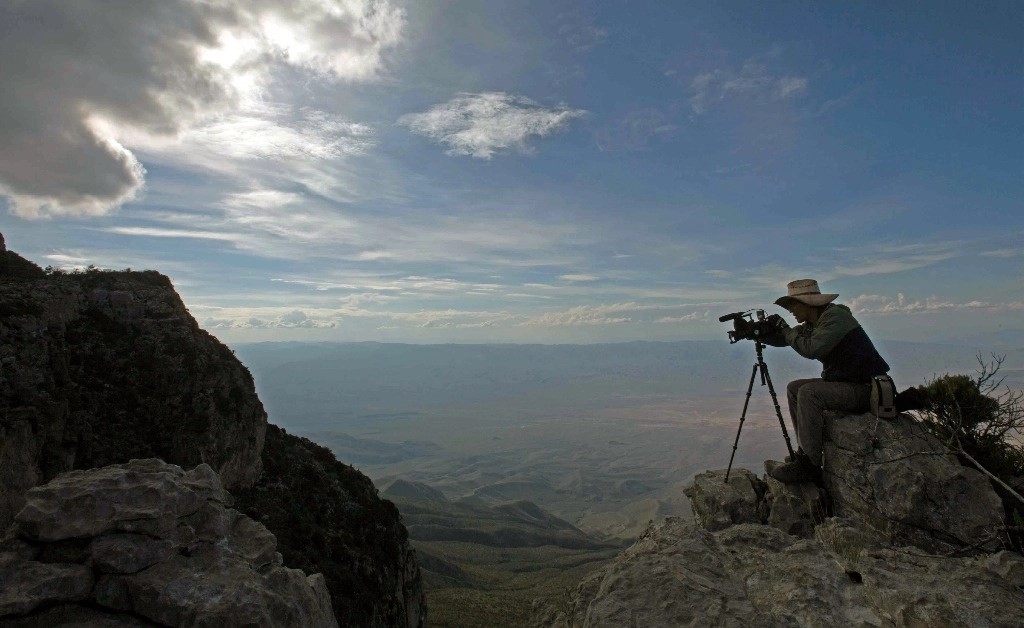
980, 248, 1024, 258
830, 242, 961, 277
0, 0, 405, 219
655, 311, 709, 324
849, 293, 1024, 315
560, 274, 600, 282
689, 58, 808, 114
398, 92, 586, 159
519, 302, 663, 327
102, 227, 244, 242
204, 307, 338, 329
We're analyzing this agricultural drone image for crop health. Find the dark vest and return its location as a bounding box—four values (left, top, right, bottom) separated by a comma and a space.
821, 326, 890, 383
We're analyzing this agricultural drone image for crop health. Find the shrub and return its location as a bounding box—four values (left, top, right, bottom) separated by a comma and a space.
916, 354, 1024, 480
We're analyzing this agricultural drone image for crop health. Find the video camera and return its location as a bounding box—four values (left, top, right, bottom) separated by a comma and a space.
719, 309, 785, 344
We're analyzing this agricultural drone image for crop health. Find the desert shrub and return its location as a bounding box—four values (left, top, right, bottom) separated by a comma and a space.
916, 354, 1024, 480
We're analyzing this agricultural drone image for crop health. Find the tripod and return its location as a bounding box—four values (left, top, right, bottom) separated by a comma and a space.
724, 341, 795, 482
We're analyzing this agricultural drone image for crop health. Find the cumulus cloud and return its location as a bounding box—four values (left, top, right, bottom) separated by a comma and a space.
0, 0, 404, 219
690, 59, 808, 114
398, 92, 586, 159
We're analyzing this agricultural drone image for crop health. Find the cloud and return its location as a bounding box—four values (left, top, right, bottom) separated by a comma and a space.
519, 302, 668, 327
830, 242, 961, 277
0, 0, 405, 219
398, 92, 586, 159
689, 59, 808, 114
594, 108, 678, 152
980, 248, 1024, 258
557, 20, 606, 53
560, 274, 600, 282
205, 308, 337, 329
102, 227, 243, 242
655, 311, 709, 324
849, 293, 1024, 315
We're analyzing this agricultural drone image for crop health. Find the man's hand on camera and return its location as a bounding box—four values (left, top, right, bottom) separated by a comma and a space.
767, 313, 788, 331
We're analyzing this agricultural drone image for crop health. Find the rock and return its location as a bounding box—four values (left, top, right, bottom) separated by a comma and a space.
1, 460, 338, 627
984, 550, 1024, 588
540, 517, 1024, 627
233, 424, 426, 628
14, 460, 209, 541
0, 560, 93, 617
90, 534, 176, 574
684, 468, 765, 531
0, 259, 267, 527
0, 239, 424, 626
0, 604, 155, 627
823, 412, 1005, 552
762, 463, 826, 538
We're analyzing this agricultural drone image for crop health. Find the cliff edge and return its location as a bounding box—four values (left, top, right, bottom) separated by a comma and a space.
534, 411, 1024, 626
0, 234, 424, 627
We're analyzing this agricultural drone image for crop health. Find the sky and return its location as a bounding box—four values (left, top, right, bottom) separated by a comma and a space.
1, 0, 1022, 345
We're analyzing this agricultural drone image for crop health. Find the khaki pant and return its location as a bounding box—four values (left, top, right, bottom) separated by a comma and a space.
787, 378, 871, 466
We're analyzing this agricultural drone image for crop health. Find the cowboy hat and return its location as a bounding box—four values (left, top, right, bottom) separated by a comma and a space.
774, 279, 839, 309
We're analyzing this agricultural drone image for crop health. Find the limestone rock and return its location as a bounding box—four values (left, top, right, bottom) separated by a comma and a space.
0, 253, 267, 527
15, 460, 213, 541
1, 459, 338, 627
540, 517, 1024, 627
823, 413, 1005, 552
0, 559, 94, 617
762, 463, 826, 538
684, 468, 765, 531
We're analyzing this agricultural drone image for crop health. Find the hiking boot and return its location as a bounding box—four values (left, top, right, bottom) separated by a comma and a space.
768, 453, 819, 484
783, 448, 807, 464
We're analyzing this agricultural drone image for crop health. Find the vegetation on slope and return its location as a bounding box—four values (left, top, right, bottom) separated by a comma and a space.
234, 424, 424, 627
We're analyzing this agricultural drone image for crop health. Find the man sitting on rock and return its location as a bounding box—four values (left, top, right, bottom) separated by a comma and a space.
763, 279, 890, 483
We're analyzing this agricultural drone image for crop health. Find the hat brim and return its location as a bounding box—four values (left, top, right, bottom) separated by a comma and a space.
775, 293, 839, 309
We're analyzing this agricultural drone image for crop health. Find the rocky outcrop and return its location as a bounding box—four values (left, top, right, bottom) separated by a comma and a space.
0, 246, 266, 527
0, 459, 337, 627
536, 411, 1024, 626
823, 412, 1005, 552
535, 517, 1024, 627
0, 235, 425, 627
234, 424, 426, 628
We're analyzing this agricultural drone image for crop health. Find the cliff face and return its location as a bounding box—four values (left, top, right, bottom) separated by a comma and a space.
536, 411, 1024, 626
0, 234, 424, 627
0, 244, 266, 526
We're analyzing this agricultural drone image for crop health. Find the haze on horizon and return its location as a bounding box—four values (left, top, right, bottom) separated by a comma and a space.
2, 1, 1022, 345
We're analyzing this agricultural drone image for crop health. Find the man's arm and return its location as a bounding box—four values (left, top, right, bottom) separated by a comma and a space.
782, 308, 859, 359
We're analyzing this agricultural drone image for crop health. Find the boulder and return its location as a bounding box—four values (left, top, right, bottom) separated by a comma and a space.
823, 412, 1005, 552
0, 459, 338, 627
684, 468, 765, 531
762, 464, 826, 538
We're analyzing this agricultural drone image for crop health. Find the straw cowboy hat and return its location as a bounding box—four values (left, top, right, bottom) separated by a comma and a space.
774, 279, 839, 309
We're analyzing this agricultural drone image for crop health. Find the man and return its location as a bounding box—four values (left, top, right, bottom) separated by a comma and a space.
763, 279, 890, 483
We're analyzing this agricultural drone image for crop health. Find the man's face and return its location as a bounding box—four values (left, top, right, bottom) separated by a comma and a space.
788, 302, 813, 324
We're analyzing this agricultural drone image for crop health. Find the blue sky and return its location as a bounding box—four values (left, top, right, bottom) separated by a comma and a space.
2, 1, 1022, 344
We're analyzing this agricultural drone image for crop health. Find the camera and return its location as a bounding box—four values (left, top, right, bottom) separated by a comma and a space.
719, 309, 785, 344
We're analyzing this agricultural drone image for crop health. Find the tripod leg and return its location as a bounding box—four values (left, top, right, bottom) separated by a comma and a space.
759, 360, 796, 459
725, 363, 760, 483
